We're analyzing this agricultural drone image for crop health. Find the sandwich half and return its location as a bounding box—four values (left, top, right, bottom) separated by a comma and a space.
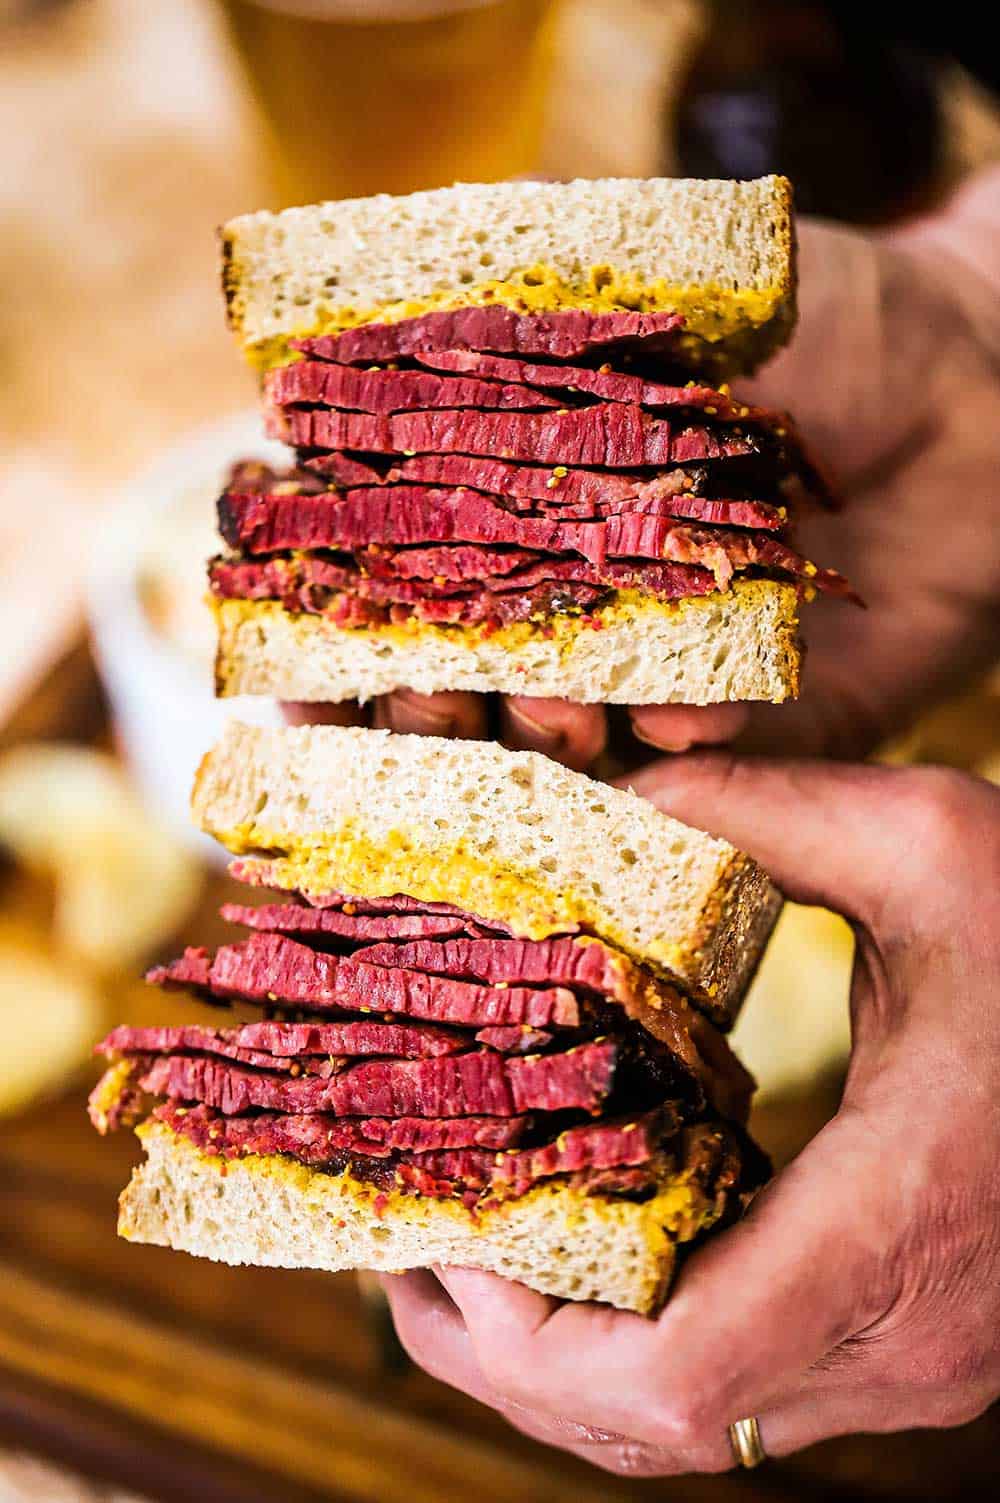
210, 176, 851, 706
91, 723, 776, 1315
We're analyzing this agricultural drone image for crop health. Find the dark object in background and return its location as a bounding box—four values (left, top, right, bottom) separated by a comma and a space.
674, 0, 945, 224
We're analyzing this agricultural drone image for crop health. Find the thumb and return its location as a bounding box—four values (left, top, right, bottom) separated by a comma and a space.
635, 1112, 885, 1435
621, 753, 920, 922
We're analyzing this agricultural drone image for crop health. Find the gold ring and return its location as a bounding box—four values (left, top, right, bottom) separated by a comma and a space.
729, 1416, 767, 1468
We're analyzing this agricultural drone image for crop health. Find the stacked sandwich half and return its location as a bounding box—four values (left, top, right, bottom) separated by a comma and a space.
91, 723, 775, 1315
210, 175, 850, 706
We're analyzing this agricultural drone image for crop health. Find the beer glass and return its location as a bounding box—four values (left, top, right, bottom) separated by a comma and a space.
218, 0, 558, 204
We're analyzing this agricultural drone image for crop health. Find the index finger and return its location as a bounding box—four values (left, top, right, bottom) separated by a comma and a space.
629, 703, 750, 753
621, 753, 931, 920
500, 697, 606, 771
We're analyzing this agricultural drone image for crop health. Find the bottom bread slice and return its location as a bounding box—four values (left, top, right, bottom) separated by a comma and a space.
119, 1123, 728, 1315
213, 579, 801, 705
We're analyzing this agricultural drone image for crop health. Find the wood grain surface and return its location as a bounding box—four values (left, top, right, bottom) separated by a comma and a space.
1, 1074, 997, 1501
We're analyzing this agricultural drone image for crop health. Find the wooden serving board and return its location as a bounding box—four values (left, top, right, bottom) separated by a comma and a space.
0, 1085, 997, 1503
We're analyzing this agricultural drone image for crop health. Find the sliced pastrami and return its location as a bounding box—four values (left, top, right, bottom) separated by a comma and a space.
600, 519, 850, 593
291, 307, 686, 364
154, 1101, 529, 1155
414, 350, 784, 426
352, 936, 755, 1123
573, 1164, 658, 1197
212, 537, 721, 603
273, 407, 757, 470
266, 362, 561, 414
153, 1100, 680, 1199
493, 1106, 676, 1188
507, 1042, 617, 1113
208, 553, 718, 628
347, 544, 711, 594
211, 525, 845, 602
360, 544, 551, 584
352, 935, 639, 996
361, 522, 846, 594
474, 1025, 554, 1053
97, 1019, 467, 1062
215, 485, 623, 565
219, 901, 488, 943
301, 452, 788, 529
208, 553, 707, 610
406, 351, 834, 499
136, 1038, 617, 1117
147, 935, 581, 1030
216, 486, 814, 586
306, 452, 385, 488
362, 581, 606, 631
391, 1106, 677, 1196
96, 1031, 345, 1076
225, 870, 522, 926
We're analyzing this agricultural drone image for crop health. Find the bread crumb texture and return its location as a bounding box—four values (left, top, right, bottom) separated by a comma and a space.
120, 1123, 722, 1314
213, 581, 801, 708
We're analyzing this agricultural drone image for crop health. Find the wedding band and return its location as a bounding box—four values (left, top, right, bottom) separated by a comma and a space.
729, 1416, 767, 1468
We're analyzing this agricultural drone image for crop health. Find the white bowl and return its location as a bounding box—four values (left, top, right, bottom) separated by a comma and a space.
87, 412, 285, 861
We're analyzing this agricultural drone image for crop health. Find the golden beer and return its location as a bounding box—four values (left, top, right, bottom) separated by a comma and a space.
218, 0, 558, 204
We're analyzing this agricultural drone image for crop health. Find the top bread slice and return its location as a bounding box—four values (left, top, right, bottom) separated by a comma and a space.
193, 722, 781, 1025
221, 176, 796, 377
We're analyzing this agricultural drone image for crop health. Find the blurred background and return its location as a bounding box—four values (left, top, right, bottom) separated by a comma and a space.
1, 2, 999, 1499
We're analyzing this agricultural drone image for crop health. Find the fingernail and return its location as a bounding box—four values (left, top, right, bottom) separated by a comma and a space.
504, 703, 565, 754
383, 693, 455, 735
630, 717, 693, 754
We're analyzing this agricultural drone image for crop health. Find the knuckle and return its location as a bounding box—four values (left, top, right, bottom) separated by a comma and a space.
645, 1392, 720, 1453
895, 767, 982, 862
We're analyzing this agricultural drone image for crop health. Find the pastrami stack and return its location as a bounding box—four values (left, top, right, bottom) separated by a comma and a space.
214, 324, 846, 622
93, 880, 758, 1203
91, 723, 776, 1315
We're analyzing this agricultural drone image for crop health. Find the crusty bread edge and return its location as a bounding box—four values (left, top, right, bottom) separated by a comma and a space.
690, 857, 784, 1019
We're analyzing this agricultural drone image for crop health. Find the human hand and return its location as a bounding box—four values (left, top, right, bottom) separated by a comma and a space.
379, 755, 1000, 1474
632, 174, 1000, 759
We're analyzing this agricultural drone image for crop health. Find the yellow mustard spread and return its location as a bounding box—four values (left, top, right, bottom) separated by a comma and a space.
245, 264, 786, 371
128, 1121, 712, 1247
213, 583, 783, 663
202, 816, 688, 981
